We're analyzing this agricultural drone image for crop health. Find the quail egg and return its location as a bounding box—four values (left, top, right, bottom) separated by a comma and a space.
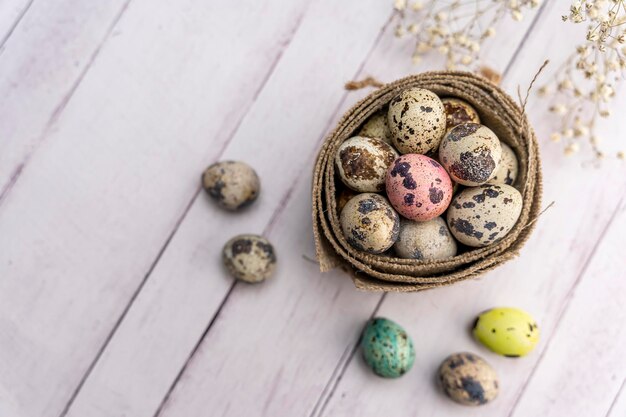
386, 154, 453, 222
202, 161, 260, 210
340, 193, 400, 254
394, 217, 457, 260
222, 234, 276, 283
358, 110, 393, 144
388, 88, 447, 154
335, 136, 399, 192
361, 317, 415, 378
438, 352, 499, 406
439, 123, 502, 186
441, 97, 481, 131
490, 141, 519, 186
472, 307, 540, 357
447, 183, 523, 247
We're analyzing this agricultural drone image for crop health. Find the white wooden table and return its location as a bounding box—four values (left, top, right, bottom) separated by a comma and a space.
1, 1, 625, 416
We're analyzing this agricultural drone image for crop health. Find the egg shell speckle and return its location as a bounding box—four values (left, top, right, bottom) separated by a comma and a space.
438, 352, 499, 406
472, 307, 540, 357
386, 154, 453, 222
394, 217, 457, 260
358, 110, 393, 144
447, 183, 522, 247
441, 97, 481, 131
361, 317, 415, 378
222, 234, 276, 283
439, 123, 502, 186
340, 193, 400, 254
388, 88, 446, 154
490, 141, 519, 186
202, 161, 260, 210
335, 136, 399, 192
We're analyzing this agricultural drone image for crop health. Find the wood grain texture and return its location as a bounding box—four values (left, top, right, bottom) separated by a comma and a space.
62, 1, 393, 416
0, 1, 313, 416
0, 0, 131, 203
1, 0, 625, 416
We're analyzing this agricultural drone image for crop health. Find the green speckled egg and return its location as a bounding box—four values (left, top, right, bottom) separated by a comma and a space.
361, 317, 415, 378
472, 307, 540, 357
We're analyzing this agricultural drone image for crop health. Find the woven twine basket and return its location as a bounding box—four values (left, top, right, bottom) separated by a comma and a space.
312, 71, 543, 292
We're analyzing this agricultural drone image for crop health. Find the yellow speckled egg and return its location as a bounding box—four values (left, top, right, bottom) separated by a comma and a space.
447, 184, 522, 247
335, 137, 398, 192
358, 110, 393, 144
441, 97, 481, 131
439, 123, 502, 186
340, 193, 400, 254
388, 88, 446, 154
490, 142, 519, 186
472, 307, 540, 357
394, 217, 457, 260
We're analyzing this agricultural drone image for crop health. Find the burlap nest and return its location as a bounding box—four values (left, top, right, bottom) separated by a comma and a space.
311, 71, 542, 292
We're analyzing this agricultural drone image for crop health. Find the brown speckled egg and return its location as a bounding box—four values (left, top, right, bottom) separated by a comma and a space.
386, 154, 453, 222
388, 88, 446, 154
222, 234, 276, 283
447, 184, 522, 247
438, 352, 499, 406
441, 97, 481, 131
394, 217, 457, 260
490, 142, 519, 186
340, 193, 400, 254
439, 123, 502, 186
335, 137, 399, 192
202, 161, 260, 210
358, 110, 393, 144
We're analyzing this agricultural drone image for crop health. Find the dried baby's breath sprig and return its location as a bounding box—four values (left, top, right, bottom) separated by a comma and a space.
541, 0, 626, 160
393, 0, 542, 70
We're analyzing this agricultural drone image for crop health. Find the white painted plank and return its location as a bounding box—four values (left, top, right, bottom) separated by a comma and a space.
62, 1, 393, 416
0, 0, 312, 416
0, 0, 32, 48
608, 380, 626, 417
0, 0, 130, 200
141, 5, 547, 417
321, 1, 626, 415
509, 198, 626, 417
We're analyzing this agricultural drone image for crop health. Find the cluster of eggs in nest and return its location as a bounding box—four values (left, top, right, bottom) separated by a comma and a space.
335, 88, 522, 260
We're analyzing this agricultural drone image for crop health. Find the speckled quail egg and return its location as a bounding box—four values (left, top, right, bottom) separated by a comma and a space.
388, 88, 446, 154
447, 183, 522, 247
472, 307, 540, 357
441, 97, 481, 131
386, 154, 453, 222
490, 142, 519, 186
394, 217, 457, 260
335, 136, 399, 192
340, 193, 400, 254
202, 161, 260, 210
358, 110, 393, 144
438, 352, 499, 406
222, 234, 276, 283
439, 123, 502, 186
361, 317, 415, 378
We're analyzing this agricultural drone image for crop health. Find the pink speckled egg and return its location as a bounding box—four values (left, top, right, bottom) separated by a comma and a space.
386, 154, 453, 222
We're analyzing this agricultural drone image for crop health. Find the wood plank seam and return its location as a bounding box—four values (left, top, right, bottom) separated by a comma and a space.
0, 0, 132, 208
151, 12, 397, 417
0, 0, 35, 55
506, 195, 626, 417
309, 293, 388, 417
58, 5, 314, 417
309, 3, 555, 414
606, 378, 626, 417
